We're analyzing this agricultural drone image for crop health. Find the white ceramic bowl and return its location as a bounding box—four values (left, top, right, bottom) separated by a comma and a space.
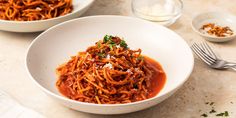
0, 0, 94, 32
192, 12, 236, 42
26, 16, 194, 114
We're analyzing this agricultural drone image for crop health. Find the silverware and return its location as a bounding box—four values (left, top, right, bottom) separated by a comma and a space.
191, 42, 236, 71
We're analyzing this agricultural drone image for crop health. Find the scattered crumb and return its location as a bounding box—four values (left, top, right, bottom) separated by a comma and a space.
216, 111, 229, 117
201, 113, 208, 117
209, 109, 216, 114
209, 102, 214, 106
200, 101, 231, 117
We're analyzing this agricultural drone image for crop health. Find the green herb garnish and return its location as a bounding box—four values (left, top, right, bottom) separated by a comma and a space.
201, 113, 208, 117
109, 40, 116, 49
97, 42, 101, 48
97, 52, 106, 58
104, 35, 113, 43
104, 35, 129, 49
225, 111, 229, 116
120, 40, 128, 48
209, 109, 216, 113
216, 111, 229, 117
109, 44, 116, 50
109, 40, 115, 44
216, 113, 224, 116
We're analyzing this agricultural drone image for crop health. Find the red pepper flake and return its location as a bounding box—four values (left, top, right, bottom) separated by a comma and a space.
200, 23, 234, 37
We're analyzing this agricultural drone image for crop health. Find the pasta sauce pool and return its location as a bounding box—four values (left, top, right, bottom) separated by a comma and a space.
144, 56, 166, 98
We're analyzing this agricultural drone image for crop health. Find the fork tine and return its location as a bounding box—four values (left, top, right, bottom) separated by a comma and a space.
200, 43, 211, 56
191, 44, 213, 65
193, 43, 216, 62
191, 46, 211, 65
192, 44, 213, 64
202, 42, 217, 59
200, 42, 207, 51
199, 42, 216, 59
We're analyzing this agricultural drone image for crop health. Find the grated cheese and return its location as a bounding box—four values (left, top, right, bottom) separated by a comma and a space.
103, 63, 113, 69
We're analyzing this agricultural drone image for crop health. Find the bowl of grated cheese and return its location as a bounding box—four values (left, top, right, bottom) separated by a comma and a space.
132, 0, 183, 26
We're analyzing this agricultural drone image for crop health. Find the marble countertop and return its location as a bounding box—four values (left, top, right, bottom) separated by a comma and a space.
0, 0, 236, 118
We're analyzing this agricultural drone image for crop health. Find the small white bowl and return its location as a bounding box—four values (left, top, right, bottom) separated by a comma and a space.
191, 12, 236, 42
0, 0, 94, 32
25, 16, 194, 114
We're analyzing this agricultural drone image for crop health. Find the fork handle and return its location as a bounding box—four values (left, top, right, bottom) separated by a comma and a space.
229, 66, 236, 71
225, 62, 236, 67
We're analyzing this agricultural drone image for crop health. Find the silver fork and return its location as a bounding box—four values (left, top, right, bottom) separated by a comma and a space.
191, 42, 236, 71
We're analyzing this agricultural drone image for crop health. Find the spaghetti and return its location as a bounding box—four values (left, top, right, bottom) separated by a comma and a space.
56, 35, 166, 104
0, 0, 73, 21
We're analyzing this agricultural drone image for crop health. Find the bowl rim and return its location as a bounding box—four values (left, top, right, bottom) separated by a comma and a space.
0, 0, 94, 24
191, 11, 236, 40
25, 15, 194, 107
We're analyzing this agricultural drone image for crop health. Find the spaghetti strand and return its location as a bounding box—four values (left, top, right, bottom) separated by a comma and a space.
0, 0, 73, 21
56, 35, 166, 104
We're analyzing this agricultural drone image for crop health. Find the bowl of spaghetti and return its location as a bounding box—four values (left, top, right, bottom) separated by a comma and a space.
0, 0, 94, 32
26, 16, 194, 114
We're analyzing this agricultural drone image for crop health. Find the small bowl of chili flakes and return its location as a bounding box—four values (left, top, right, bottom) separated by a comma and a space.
191, 12, 236, 42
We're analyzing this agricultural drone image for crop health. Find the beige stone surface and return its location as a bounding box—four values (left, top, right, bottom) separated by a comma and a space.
0, 0, 236, 118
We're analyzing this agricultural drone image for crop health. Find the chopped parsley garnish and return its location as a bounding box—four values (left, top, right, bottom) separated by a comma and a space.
109, 44, 116, 50
201, 113, 208, 117
110, 40, 115, 44
209, 109, 216, 113
103, 35, 117, 50
120, 40, 128, 48
216, 111, 229, 117
97, 42, 101, 48
209, 102, 214, 106
201, 101, 231, 117
103, 35, 113, 43
216, 113, 224, 116
97, 52, 106, 58
225, 111, 229, 116
103, 35, 129, 50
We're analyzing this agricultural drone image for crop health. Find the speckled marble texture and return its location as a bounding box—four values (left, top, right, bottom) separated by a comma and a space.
0, 0, 236, 118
